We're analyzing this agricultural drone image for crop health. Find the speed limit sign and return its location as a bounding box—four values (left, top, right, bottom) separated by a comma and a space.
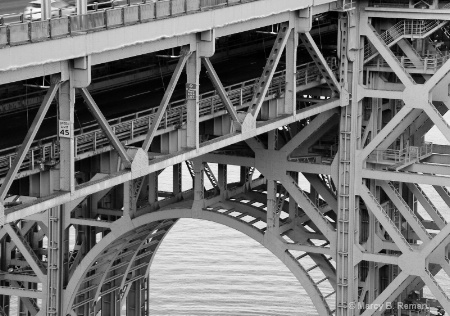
59, 120, 71, 138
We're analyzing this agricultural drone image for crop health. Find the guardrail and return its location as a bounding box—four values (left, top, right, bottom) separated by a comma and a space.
364, 19, 446, 61
368, 142, 433, 164
0, 60, 335, 179
366, 53, 450, 72
0, 0, 254, 47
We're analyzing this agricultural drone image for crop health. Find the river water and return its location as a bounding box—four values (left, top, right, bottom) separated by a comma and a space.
149, 120, 450, 315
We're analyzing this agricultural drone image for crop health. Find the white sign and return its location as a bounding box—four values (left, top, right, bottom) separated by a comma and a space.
59, 120, 71, 138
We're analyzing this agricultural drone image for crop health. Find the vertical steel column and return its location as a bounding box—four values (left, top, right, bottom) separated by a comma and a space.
59, 81, 75, 193
218, 164, 227, 195
186, 52, 200, 149
173, 164, 182, 197
193, 159, 204, 202
46, 79, 74, 315
266, 130, 278, 233
47, 206, 64, 316
285, 24, 298, 115
266, 179, 277, 233
0, 239, 8, 315
336, 9, 360, 316
148, 173, 158, 206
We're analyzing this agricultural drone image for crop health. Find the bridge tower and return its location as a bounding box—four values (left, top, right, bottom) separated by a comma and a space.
0, 0, 449, 315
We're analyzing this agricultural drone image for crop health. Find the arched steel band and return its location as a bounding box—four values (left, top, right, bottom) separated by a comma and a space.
229, 192, 337, 289
65, 206, 333, 315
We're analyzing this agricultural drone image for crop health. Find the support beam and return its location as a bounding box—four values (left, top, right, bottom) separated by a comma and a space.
281, 109, 338, 154
379, 181, 431, 242
359, 185, 413, 254
186, 51, 200, 149
376, 109, 422, 151
0, 81, 60, 202
360, 272, 412, 316
282, 174, 335, 241
4, 224, 46, 282
248, 23, 292, 118
80, 88, 132, 168
304, 174, 337, 213
407, 183, 447, 230
142, 49, 192, 152
201, 58, 240, 123
423, 103, 450, 145
284, 25, 298, 115
360, 106, 413, 159
299, 32, 341, 96
58, 80, 76, 192
424, 57, 450, 91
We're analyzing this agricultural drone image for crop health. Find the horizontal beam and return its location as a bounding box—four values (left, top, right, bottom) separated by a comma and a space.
362, 169, 450, 187
287, 161, 333, 174
284, 243, 332, 255
0, 286, 43, 299
5, 99, 340, 223
70, 218, 113, 228
361, 252, 399, 265
364, 8, 450, 20
0, 0, 327, 73
202, 154, 255, 167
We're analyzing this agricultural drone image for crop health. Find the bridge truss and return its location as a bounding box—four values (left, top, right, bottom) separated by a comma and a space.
0, 0, 450, 315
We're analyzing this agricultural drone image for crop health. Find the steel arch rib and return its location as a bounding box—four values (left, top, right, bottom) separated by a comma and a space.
135, 199, 336, 312
118, 220, 178, 310
64, 208, 332, 316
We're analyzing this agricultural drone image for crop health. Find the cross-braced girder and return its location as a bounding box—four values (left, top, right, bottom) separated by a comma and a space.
2, 1, 450, 315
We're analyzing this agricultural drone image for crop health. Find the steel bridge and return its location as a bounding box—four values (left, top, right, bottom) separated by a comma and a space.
1, 0, 450, 315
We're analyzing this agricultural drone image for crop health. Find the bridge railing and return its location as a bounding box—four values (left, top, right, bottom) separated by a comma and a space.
368, 142, 433, 164
0, 61, 331, 179
366, 53, 450, 72
0, 0, 255, 47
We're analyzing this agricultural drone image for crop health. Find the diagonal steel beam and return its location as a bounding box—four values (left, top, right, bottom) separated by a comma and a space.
360, 106, 413, 160
0, 81, 60, 202
359, 185, 413, 254
379, 181, 432, 242
280, 109, 338, 154
299, 32, 340, 96
407, 183, 447, 230
360, 272, 413, 316
11, 281, 39, 316
201, 58, 240, 123
245, 137, 265, 152
424, 56, 450, 91
362, 23, 415, 87
376, 109, 422, 151
80, 88, 132, 169
282, 174, 335, 241
304, 174, 337, 213
248, 23, 292, 118
423, 102, 450, 144
421, 270, 450, 312
142, 49, 192, 152
5, 224, 46, 282
422, 222, 450, 257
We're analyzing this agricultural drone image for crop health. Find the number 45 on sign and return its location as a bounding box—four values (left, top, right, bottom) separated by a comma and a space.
59, 120, 71, 138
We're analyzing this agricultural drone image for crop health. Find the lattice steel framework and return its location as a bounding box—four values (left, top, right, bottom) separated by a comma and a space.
0, 0, 449, 315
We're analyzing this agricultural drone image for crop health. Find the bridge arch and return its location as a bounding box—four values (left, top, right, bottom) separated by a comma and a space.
65, 205, 333, 316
